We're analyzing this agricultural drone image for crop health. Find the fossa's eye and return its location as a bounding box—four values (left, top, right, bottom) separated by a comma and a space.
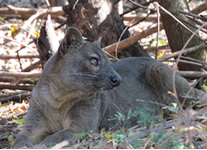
90, 57, 99, 66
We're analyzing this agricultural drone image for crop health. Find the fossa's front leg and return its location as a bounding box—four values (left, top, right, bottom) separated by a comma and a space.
38, 103, 100, 148
13, 106, 48, 148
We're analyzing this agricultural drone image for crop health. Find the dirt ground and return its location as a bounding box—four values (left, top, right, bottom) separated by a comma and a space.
0, 118, 18, 148
0, 101, 29, 148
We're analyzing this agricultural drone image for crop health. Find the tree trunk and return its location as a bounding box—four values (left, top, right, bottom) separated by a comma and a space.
158, 0, 207, 71
63, 0, 149, 58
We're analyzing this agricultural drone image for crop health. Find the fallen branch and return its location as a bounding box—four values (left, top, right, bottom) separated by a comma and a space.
103, 24, 164, 54
178, 71, 207, 79
180, 56, 207, 65
122, 14, 157, 22
0, 77, 15, 83
0, 77, 38, 84
0, 92, 31, 103
0, 71, 41, 79
0, 5, 63, 18
178, 59, 203, 67
158, 43, 207, 61
0, 84, 33, 91
0, 54, 39, 59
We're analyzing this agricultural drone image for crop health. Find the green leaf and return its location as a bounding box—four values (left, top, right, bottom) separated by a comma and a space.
0, 17, 6, 20
202, 79, 207, 84
127, 109, 132, 120
115, 112, 126, 122
23, 78, 39, 84
104, 133, 112, 139
75, 132, 87, 138
163, 103, 179, 113
158, 39, 166, 45
119, 128, 125, 135
12, 119, 25, 125
171, 103, 177, 108
132, 109, 141, 117
8, 135, 14, 142
202, 84, 207, 92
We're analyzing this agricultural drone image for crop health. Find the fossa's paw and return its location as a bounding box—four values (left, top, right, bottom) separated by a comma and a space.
13, 142, 34, 149
38, 134, 64, 148
13, 134, 34, 148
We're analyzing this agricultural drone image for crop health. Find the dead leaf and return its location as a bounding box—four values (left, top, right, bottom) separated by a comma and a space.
105, 141, 117, 149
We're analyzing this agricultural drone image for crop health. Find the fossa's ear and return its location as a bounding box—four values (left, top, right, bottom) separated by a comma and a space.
94, 37, 102, 47
58, 27, 83, 56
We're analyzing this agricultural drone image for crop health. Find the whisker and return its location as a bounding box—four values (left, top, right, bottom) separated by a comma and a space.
49, 72, 103, 80
67, 73, 99, 78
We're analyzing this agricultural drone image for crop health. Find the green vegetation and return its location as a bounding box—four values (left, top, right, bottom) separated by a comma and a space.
74, 101, 205, 148
12, 119, 25, 125
202, 79, 207, 92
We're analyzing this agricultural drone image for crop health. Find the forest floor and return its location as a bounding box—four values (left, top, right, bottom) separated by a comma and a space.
0, 102, 28, 148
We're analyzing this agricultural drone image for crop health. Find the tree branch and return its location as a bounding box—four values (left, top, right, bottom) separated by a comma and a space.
191, 2, 207, 14
145, 45, 169, 52
103, 24, 164, 54
0, 5, 64, 18
158, 43, 207, 61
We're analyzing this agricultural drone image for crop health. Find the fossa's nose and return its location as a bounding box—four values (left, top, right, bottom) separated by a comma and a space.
110, 75, 121, 87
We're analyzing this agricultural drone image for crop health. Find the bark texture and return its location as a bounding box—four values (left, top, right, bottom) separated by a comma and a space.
63, 0, 149, 57
158, 0, 207, 71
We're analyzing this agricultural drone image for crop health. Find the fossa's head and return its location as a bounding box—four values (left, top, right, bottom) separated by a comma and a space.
52, 27, 121, 91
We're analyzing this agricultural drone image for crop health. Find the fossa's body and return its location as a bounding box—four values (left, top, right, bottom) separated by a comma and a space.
14, 27, 207, 148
